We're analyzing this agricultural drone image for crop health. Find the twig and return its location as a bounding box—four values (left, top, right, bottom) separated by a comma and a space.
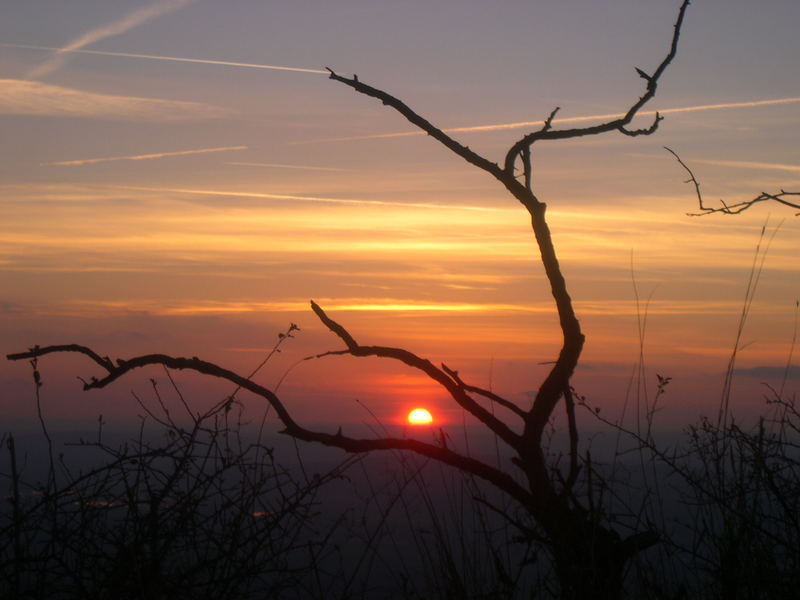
665, 146, 800, 216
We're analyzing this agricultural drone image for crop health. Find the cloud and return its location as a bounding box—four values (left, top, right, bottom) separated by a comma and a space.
67, 299, 546, 316
693, 159, 800, 174
45, 145, 247, 166
28, 0, 199, 79
63, 298, 755, 318
293, 96, 800, 144
0, 79, 226, 121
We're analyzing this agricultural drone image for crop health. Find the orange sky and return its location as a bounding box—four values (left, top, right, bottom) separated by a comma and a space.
1, 0, 798, 431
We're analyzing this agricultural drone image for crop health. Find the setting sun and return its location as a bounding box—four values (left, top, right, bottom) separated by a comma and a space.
407, 408, 433, 425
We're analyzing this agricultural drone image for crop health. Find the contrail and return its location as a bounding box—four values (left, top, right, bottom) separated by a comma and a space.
116, 185, 510, 212
9, 43, 327, 75
27, 0, 199, 78
292, 96, 800, 143
44, 145, 247, 166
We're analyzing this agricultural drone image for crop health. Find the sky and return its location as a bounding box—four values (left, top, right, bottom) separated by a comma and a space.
1, 0, 798, 433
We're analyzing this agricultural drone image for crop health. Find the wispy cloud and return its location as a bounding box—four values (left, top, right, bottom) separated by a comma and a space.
226, 162, 348, 172
158, 300, 538, 315
293, 97, 800, 144
693, 159, 800, 173
0, 78, 226, 121
7, 44, 328, 76
45, 145, 246, 166
27, 0, 199, 79
116, 185, 510, 212
63, 298, 548, 316
64, 297, 755, 317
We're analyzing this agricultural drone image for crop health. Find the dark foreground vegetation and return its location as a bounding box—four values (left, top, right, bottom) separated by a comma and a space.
2, 369, 799, 599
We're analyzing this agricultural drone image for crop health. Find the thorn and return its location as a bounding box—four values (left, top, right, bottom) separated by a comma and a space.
635, 67, 651, 81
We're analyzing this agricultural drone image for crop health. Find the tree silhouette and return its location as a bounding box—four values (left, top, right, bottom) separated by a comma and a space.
9, 2, 694, 598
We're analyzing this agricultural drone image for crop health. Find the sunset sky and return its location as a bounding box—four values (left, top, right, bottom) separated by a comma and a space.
1, 0, 798, 432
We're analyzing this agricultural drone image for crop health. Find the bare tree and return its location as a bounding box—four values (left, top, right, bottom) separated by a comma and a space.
8, 2, 694, 598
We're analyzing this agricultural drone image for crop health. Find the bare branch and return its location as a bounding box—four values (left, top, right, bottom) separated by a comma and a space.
665, 146, 800, 216
6, 344, 535, 509
503, 0, 691, 176
310, 301, 524, 452
664, 146, 704, 210
441, 363, 527, 420
325, 67, 506, 184
310, 300, 358, 349
563, 385, 580, 493
8, 344, 114, 372
618, 113, 663, 137
515, 107, 559, 191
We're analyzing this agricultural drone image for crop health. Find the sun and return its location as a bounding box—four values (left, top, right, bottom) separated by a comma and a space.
407, 408, 433, 425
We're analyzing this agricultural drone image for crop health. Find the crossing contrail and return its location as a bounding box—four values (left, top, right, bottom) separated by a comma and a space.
7, 43, 327, 75
26, 0, 200, 78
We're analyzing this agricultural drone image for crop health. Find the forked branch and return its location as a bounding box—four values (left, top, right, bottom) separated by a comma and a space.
310, 301, 524, 450
504, 0, 691, 179
441, 363, 527, 420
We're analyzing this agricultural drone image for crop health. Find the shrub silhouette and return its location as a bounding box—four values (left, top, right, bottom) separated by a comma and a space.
1, 374, 356, 599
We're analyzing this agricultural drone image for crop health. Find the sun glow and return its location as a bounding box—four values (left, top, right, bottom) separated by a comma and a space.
407, 408, 433, 425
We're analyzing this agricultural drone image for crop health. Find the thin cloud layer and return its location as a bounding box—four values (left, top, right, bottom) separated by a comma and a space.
46, 146, 247, 166
117, 185, 510, 212
226, 162, 348, 172
28, 0, 198, 79
0, 79, 226, 121
695, 159, 800, 173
